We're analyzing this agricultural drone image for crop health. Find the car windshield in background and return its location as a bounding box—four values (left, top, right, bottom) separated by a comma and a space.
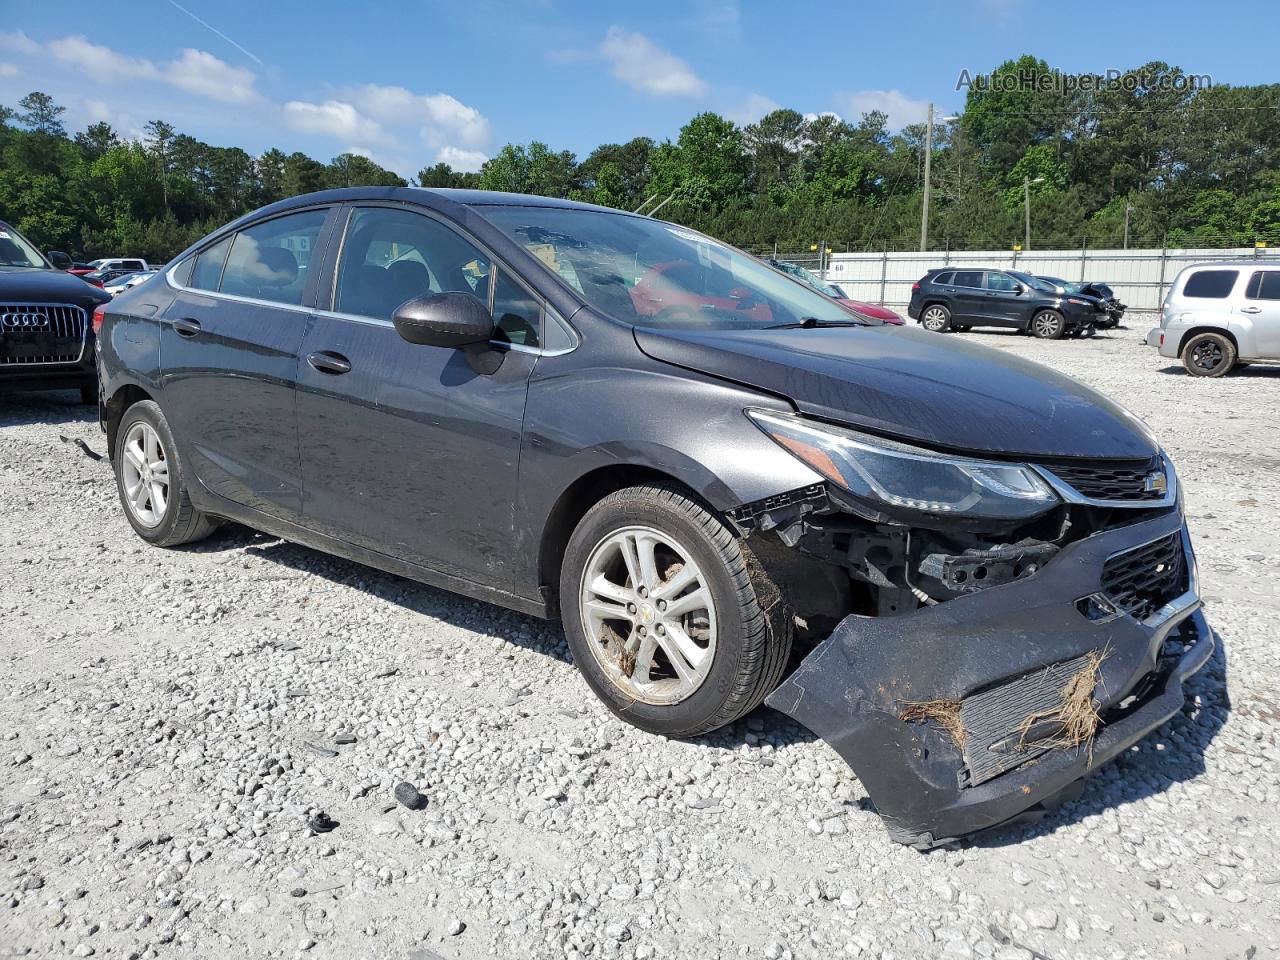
1010, 271, 1058, 294
0, 222, 47, 268
478, 206, 877, 330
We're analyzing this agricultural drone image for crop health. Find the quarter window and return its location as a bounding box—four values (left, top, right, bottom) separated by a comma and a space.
932, 272, 954, 285
1245, 271, 1280, 300
492, 268, 542, 348
220, 209, 327, 306
189, 235, 231, 291
1182, 270, 1237, 299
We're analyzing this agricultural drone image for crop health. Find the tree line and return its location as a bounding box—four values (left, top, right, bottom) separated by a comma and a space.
2, 55, 1279, 263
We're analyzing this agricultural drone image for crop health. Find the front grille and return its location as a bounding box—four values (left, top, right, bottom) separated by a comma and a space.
0, 303, 88, 366
1042, 457, 1165, 502
1100, 533, 1186, 621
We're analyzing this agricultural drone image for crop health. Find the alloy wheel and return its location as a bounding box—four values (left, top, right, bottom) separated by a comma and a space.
1191, 339, 1224, 372
922, 307, 947, 331
1033, 312, 1062, 338
579, 526, 717, 705
120, 421, 170, 527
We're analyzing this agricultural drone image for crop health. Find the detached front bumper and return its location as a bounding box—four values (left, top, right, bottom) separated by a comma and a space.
766, 509, 1212, 848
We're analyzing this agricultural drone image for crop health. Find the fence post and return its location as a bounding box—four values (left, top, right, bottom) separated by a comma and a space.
1156, 237, 1168, 308
944, 238, 951, 266
879, 250, 888, 305
1080, 238, 1087, 282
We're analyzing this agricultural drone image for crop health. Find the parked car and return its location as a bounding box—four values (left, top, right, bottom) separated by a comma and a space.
88, 257, 150, 273
0, 218, 110, 403
1037, 276, 1126, 328
765, 258, 904, 324
909, 268, 1105, 338
84, 268, 140, 287
1145, 261, 1280, 377
98, 188, 1210, 847
67, 262, 97, 277
103, 270, 156, 297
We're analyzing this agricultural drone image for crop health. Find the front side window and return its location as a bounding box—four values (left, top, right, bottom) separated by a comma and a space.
335, 207, 491, 321
478, 206, 878, 330
0, 221, 47, 268
1245, 271, 1280, 301
220, 209, 327, 306
986, 272, 1019, 292
1182, 269, 1237, 299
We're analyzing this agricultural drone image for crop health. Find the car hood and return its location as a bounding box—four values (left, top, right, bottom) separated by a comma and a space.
0, 266, 109, 306
633, 323, 1159, 459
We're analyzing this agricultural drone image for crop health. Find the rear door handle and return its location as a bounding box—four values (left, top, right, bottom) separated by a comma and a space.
172, 317, 202, 337
1240, 306, 1262, 314
307, 351, 352, 375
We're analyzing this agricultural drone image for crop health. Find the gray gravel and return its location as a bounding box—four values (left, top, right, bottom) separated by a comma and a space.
1, 325, 1278, 959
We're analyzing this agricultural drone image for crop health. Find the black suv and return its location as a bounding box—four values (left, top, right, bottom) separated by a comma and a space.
909, 268, 1104, 339
0, 219, 109, 402
97, 189, 1210, 847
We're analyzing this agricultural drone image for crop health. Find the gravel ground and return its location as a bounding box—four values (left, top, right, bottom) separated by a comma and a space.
1, 323, 1278, 960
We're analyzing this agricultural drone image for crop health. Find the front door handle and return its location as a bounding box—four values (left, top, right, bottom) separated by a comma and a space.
172, 317, 202, 338
1240, 306, 1262, 314
307, 351, 352, 375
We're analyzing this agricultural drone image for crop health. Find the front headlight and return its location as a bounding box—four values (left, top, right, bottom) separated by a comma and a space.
747, 410, 1059, 521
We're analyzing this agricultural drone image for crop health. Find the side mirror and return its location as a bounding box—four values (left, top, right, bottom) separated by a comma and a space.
47, 250, 72, 270
393, 291, 494, 348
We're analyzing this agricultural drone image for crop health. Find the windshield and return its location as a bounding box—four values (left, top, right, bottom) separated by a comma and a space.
1010, 271, 1059, 294
479, 206, 878, 330
0, 221, 48, 268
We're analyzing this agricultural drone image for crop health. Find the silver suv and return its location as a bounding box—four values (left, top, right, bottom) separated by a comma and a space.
1147, 261, 1280, 376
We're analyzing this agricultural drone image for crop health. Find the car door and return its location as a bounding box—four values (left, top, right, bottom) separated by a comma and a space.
294, 204, 538, 586
949, 271, 986, 322
1236, 270, 1280, 358
160, 206, 335, 521
983, 271, 1024, 326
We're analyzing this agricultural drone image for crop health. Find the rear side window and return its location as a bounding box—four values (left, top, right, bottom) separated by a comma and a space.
1245, 271, 1280, 300
189, 235, 231, 291
952, 271, 983, 288
220, 209, 327, 306
1182, 270, 1237, 299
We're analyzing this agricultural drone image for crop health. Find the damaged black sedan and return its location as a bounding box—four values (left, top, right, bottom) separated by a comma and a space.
96, 188, 1211, 848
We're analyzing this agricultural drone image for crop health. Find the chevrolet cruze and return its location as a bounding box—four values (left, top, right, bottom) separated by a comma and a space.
97, 188, 1212, 847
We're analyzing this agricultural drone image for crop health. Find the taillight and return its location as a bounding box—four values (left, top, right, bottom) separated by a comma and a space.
911, 281, 920, 291
92, 306, 107, 335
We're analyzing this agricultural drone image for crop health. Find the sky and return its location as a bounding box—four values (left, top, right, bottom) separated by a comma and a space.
0, 0, 1274, 179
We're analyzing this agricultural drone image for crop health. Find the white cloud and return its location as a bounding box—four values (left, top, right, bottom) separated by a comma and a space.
49, 35, 157, 83
0, 31, 39, 55
833, 89, 931, 129
0, 63, 17, 78
599, 27, 705, 97
436, 145, 488, 173
164, 49, 258, 103
282, 99, 385, 144
727, 93, 780, 126
346, 84, 490, 148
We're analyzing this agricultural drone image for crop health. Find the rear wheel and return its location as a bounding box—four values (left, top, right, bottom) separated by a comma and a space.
1182, 332, 1236, 378
1030, 309, 1066, 339
560, 484, 792, 738
921, 304, 951, 332
114, 400, 218, 546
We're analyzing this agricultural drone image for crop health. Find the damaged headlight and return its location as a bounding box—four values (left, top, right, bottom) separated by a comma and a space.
747, 410, 1059, 521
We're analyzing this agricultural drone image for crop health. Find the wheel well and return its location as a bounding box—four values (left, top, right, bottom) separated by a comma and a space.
104, 384, 153, 460
538, 465, 701, 610
1178, 326, 1237, 356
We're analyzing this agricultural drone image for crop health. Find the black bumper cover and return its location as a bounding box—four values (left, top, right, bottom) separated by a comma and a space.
766, 509, 1211, 848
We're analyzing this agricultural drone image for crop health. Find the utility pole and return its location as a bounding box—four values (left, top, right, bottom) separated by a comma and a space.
919, 102, 934, 252
1023, 176, 1044, 251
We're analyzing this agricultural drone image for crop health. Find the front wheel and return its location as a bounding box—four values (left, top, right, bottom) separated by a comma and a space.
113, 400, 219, 546
1182, 332, 1236, 378
1030, 309, 1066, 339
920, 304, 951, 332
560, 484, 792, 738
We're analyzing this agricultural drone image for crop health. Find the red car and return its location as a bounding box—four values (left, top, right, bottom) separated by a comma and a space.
766, 258, 903, 324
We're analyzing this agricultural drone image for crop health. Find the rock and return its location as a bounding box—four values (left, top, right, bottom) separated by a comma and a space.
369, 816, 404, 836
1025, 907, 1058, 930
447, 918, 465, 936
394, 782, 425, 811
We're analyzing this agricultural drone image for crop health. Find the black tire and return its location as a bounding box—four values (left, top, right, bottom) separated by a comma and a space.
80, 383, 98, 405
560, 484, 793, 738
920, 304, 951, 332
1030, 309, 1066, 339
113, 400, 218, 546
1182, 332, 1236, 378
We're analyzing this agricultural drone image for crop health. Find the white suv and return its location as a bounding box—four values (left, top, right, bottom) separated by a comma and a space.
88, 257, 150, 273
1147, 261, 1280, 377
